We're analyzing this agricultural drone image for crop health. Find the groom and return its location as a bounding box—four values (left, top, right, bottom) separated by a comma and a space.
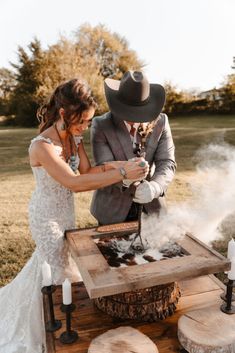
90, 71, 176, 225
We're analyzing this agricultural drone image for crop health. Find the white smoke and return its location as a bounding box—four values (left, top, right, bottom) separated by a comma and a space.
141, 142, 235, 249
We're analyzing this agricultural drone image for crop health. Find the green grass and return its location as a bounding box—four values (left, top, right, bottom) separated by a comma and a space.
171, 115, 235, 172
0, 127, 92, 176
1, 115, 235, 286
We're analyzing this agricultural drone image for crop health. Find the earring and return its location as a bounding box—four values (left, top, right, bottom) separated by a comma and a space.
60, 122, 66, 131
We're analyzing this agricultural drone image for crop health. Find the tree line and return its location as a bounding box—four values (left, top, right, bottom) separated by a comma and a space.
0, 24, 234, 127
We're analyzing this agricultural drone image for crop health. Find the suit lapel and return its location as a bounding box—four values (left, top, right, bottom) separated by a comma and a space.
145, 134, 156, 163
145, 116, 164, 162
109, 114, 164, 162
112, 116, 135, 160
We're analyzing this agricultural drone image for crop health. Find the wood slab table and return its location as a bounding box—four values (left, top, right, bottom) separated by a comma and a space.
44, 274, 226, 353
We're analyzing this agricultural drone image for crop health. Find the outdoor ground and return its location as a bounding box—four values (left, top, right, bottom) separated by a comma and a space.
0, 115, 235, 286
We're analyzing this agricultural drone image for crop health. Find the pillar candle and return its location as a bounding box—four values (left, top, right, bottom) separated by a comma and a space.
42, 261, 52, 286
62, 278, 72, 305
228, 257, 235, 280
227, 238, 235, 259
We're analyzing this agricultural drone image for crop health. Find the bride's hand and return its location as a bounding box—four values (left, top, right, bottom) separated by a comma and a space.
123, 160, 149, 180
105, 157, 147, 170
103, 159, 149, 180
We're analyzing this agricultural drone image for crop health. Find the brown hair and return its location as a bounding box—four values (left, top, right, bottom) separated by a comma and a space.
37, 79, 97, 133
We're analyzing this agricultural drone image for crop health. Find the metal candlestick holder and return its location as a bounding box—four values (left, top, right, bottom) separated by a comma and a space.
220, 279, 235, 314
60, 303, 78, 344
220, 289, 235, 302
41, 285, 62, 332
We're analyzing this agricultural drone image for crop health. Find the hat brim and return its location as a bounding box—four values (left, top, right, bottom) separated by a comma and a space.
104, 79, 165, 122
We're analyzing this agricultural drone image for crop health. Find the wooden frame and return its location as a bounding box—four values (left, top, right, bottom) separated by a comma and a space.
66, 222, 230, 299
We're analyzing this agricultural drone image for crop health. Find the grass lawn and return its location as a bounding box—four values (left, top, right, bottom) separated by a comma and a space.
1, 115, 235, 286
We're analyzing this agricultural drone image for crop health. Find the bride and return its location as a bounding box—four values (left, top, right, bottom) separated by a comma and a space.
0, 78, 148, 353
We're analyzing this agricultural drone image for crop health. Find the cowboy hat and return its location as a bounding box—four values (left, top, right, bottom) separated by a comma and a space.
104, 70, 165, 122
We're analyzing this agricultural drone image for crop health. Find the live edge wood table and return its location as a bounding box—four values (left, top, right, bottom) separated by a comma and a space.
44, 222, 230, 353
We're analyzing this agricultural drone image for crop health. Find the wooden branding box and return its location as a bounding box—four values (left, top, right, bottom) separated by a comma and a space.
66, 222, 230, 299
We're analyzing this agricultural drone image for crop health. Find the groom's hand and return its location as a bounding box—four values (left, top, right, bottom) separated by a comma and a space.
133, 180, 162, 203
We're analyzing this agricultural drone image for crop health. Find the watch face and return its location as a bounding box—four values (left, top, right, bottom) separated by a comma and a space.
120, 167, 126, 177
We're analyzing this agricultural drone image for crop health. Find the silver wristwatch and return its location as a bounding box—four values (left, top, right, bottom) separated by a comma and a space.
119, 167, 127, 179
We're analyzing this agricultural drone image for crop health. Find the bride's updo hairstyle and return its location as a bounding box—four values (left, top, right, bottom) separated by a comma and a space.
37, 78, 97, 133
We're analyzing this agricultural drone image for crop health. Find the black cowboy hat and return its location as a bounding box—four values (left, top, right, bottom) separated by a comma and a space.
104, 70, 166, 123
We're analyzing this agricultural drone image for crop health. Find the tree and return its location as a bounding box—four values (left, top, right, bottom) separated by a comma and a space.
10, 38, 45, 126
0, 68, 16, 99
35, 24, 143, 115
75, 24, 143, 79
220, 75, 235, 113
163, 82, 186, 115
220, 57, 235, 113
8, 25, 143, 125
35, 37, 84, 103
0, 68, 16, 115
74, 24, 143, 113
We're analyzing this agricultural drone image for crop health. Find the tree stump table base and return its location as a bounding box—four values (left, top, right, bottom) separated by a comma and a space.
178, 305, 235, 353
94, 282, 181, 321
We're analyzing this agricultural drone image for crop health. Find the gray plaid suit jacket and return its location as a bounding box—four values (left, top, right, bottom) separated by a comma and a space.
90, 112, 176, 225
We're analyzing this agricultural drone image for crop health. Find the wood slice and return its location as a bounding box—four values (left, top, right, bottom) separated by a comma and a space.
88, 326, 158, 353
94, 282, 181, 321
178, 305, 235, 353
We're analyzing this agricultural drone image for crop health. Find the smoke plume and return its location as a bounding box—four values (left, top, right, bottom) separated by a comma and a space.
141, 142, 235, 249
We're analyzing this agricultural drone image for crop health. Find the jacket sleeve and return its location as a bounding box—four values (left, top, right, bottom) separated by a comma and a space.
91, 116, 125, 192
150, 114, 176, 195
90, 116, 115, 165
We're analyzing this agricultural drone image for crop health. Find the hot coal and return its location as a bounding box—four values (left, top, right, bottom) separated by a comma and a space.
122, 253, 135, 260
143, 255, 155, 262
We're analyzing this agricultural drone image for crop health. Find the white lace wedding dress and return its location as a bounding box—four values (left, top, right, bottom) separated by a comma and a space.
0, 136, 81, 353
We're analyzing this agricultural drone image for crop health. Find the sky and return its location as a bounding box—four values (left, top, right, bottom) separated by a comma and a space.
0, 0, 234, 91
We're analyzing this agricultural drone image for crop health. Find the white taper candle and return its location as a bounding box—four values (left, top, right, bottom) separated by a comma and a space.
228, 257, 235, 280
42, 261, 52, 286
62, 278, 72, 305
228, 238, 235, 259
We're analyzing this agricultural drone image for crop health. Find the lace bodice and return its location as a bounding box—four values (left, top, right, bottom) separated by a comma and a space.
28, 135, 81, 226
28, 136, 76, 224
